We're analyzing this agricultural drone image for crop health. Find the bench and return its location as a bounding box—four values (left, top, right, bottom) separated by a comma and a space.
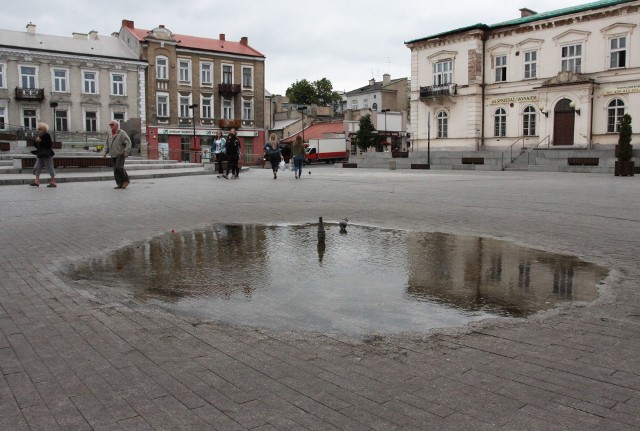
411, 164, 430, 169
567, 157, 599, 166
15, 156, 112, 169
461, 157, 484, 165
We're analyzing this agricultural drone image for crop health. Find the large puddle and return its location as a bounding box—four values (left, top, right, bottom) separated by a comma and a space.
68, 224, 608, 336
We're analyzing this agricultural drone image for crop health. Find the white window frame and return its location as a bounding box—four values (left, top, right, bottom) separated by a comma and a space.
55, 109, 69, 132
522, 105, 537, 136
201, 62, 213, 86
436, 111, 448, 138
111, 73, 126, 96
363, 98, 369, 109
242, 98, 253, 120
112, 112, 126, 123
241, 66, 253, 89
494, 108, 506, 137
607, 98, 625, 133
609, 36, 627, 69
179, 95, 192, 118
222, 64, 233, 84
351, 100, 358, 110
84, 110, 98, 132
0, 106, 6, 129
561, 44, 582, 73
222, 97, 233, 119
82, 70, 98, 94
156, 56, 168, 80
0, 63, 7, 89
523, 50, 537, 79
201, 94, 213, 119
157, 92, 169, 117
52, 68, 69, 93
433, 60, 452, 86
23, 108, 38, 130
494, 55, 507, 82
20, 65, 38, 89
178, 59, 192, 84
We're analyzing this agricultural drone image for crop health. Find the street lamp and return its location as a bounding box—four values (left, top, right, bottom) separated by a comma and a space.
297, 106, 307, 143
49, 102, 58, 143
381, 109, 390, 149
188, 103, 198, 142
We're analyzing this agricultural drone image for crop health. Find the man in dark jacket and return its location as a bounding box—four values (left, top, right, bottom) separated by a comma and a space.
224, 129, 241, 179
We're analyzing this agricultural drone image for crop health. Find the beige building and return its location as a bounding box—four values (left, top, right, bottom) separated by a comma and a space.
406, 0, 640, 151
118, 20, 265, 163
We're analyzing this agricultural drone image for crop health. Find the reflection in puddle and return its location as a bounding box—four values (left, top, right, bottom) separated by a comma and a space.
68, 224, 608, 336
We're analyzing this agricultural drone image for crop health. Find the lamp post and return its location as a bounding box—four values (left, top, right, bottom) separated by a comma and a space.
381, 109, 390, 150
188, 104, 198, 163
49, 102, 58, 143
297, 106, 307, 143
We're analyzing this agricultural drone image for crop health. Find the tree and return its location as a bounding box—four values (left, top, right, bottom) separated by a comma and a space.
354, 114, 381, 152
285, 79, 316, 105
314, 78, 342, 108
617, 114, 633, 162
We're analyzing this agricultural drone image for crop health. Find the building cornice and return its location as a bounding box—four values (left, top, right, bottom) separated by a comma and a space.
0, 46, 147, 70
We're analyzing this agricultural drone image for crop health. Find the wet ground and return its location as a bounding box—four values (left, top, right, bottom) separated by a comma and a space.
68, 223, 608, 336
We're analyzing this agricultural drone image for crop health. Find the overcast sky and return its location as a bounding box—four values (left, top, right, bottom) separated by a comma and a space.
2, 0, 589, 95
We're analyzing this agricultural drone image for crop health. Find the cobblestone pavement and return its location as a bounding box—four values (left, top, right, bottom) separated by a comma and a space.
1, 166, 639, 430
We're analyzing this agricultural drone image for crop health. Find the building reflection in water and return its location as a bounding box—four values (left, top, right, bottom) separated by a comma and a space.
67, 224, 609, 336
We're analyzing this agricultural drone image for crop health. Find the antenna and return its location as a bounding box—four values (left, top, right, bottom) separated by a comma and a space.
387, 57, 391, 74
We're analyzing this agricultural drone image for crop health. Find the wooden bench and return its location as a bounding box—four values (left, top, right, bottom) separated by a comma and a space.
461, 157, 484, 165
567, 157, 599, 166
16, 156, 112, 169
411, 164, 430, 169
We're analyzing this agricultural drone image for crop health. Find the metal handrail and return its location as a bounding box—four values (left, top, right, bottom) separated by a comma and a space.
500, 136, 525, 170
535, 135, 551, 149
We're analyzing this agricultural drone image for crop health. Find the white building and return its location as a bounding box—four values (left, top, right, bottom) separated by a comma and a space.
0, 23, 146, 138
406, 0, 640, 151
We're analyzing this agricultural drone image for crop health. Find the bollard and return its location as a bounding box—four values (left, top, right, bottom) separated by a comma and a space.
317, 216, 326, 241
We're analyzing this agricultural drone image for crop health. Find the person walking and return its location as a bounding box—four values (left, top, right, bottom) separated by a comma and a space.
30, 122, 57, 187
103, 120, 132, 189
291, 135, 304, 179
265, 133, 282, 179
212, 130, 226, 178
224, 129, 241, 179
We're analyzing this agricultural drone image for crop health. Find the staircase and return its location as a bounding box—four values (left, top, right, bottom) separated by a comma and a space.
503, 149, 531, 171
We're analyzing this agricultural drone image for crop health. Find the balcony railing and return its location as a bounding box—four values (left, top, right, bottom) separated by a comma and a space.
15, 87, 45, 101
218, 119, 242, 129
218, 83, 241, 94
419, 83, 457, 98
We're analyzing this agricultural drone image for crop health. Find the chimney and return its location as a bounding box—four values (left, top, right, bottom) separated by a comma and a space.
72, 32, 88, 39
369, 78, 375, 86
519, 8, 537, 17
240, 36, 248, 46
219, 33, 225, 41
121, 19, 134, 29
89, 30, 98, 40
382, 73, 390, 86
26, 22, 36, 34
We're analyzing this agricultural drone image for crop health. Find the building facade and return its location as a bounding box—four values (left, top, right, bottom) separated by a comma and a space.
0, 23, 145, 143
406, 0, 640, 151
118, 20, 265, 163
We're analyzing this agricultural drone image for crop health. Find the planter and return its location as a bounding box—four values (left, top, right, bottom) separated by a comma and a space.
614, 160, 635, 176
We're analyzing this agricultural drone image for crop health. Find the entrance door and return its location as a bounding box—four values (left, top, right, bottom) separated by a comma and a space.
552, 98, 575, 146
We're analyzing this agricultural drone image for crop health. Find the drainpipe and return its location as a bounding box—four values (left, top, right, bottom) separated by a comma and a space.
588, 82, 595, 150
480, 33, 486, 150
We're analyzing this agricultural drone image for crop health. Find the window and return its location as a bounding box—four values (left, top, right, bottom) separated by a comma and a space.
522, 105, 537, 136
222, 97, 232, 119
157, 93, 169, 117
243, 99, 253, 120
0, 63, 4, 88
561, 44, 582, 73
113, 112, 125, 122
524, 50, 537, 79
242, 66, 252, 89
201, 95, 213, 118
23, 109, 37, 130
363, 98, 369, 109
179, 95, 191, 118
609, 37, 626, 69
222, 64, 232, 84
495, 55, 507, 82
607, 99, 625, 133
20, 66, 37, 88
436, 111, 448, 138
372, 103, 378, 111
52, 69, 68, 92
85, 111, 97, 132
156, 56, 168, 80
82, 71, 97, 94
0, 107, 6, 129
179, 59, 191, 84
433, 60, 452, 85
201, 62, 213, 85
111, 73, 125, 96
351, 100, 358, 110
494, 108, 506, 137
55, 110, 68, 132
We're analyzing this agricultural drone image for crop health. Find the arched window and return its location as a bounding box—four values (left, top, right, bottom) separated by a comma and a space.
156, 56, 168, 80
607, 99, 625, 133
371, 103, 378, 111
494, 108, 506, 137
436, 111, 448, 138
522, 105, 537, 136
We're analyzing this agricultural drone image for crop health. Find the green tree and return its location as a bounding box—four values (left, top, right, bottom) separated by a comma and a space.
285, 79, 317, 105
617, 114, 633, 162
354, 114, 380, 152
314, 78, 342, 108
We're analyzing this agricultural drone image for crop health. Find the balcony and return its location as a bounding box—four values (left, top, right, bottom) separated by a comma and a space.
218, 83, 241, 94
419, 83, 457, 99
218, 119, 242, 129
15, 87, 45, 101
